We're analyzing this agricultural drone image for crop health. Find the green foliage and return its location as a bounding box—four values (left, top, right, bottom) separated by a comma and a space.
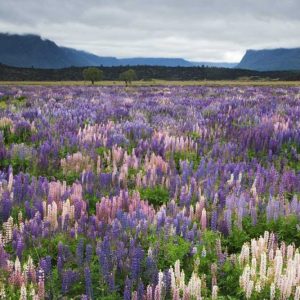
0, 123, 32, 145
167, 150, 200, 171
196, 231, 219, 274
58, 145, 78, 158
280, 141, 300, 172
127, 167, 142, 190
222, 224, 251, 254
218, 260, 244, 298
139, 186, 169, 207
0, 125, 12, 144
0, 95, 9, 102
149, 235, 191, 270
119, 69, 137, 85
85, 193, 99, 214
187, 131, 201, 141
100, 295, 120, 300
55, 170, 80, 185
0, 101, 7, 110
0, 95, 27, 111
83, 67, 103, 84
22, 233, 82, 265
247, 148, 268, 162
10, 206, 26, 226
1, 155, 31, 173
96, 146, 109, 157
0, 95, 9, 110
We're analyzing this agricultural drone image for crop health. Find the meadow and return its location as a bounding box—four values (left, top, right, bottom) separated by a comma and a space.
0, 84, 300, 299
1, 80, 300, 87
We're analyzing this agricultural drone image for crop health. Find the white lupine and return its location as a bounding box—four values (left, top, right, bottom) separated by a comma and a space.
239, 244, 250, 264
281, 242, 286, 259
274, 251, 283, 283
3, 216, 13, 244
179, 270, 185, 291
240, 233, 300, 299
144, 260, 203, 300
227, 173, 234, 186
187, 272, 201, 299
251, 239, 258, 259
264, 231, 269, 245
15, 257, 22, 274
270, 282, 276, 300
268, 248, 274, 262
7, 167, 13, 193
254, 280, 261, 293
259, 251, 267, 280
174, 260, 181, 284
240, 264, 251, 290
295, 286, 300, 300
158, 271, 164, 290
287, 245, 294, 260
250, 257, 257, 277
257, 236, 266, 253
170, 267, 176, 291
212, 285, 218, 300
246, 280, 254, 299
0, 287, 6, 299
20, 283, 27, 300
267, 265, 274, 278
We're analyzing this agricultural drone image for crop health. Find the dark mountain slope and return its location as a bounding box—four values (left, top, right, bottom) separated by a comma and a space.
237, 48, 300, 71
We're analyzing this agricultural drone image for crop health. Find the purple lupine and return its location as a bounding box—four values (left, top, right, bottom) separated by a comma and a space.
62, 269, 78, 294
130, 245, 144, 282
76, 238, 84, 266
40, 256, 52, 276
85, 244, 93, 264
123, 277, 132, 300
84, 267, 93, 299
0, 191, 12, 222
16, 238, 24, 259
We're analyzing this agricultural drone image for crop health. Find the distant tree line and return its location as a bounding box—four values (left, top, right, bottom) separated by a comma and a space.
1, 63, 300, 82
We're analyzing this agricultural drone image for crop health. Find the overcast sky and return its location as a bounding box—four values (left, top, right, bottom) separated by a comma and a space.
0, 0, 299, 62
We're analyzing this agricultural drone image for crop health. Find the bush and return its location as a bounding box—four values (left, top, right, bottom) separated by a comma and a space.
139, 186, 169, 207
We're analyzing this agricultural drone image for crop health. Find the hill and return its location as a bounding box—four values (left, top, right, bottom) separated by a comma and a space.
237, 48, 300, 71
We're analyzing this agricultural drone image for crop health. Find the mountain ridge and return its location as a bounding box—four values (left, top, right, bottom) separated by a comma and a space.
0, 33, 237, 69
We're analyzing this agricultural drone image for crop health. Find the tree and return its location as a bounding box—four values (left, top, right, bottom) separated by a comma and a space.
82, 67, 103, 85
119, 69, 137, 86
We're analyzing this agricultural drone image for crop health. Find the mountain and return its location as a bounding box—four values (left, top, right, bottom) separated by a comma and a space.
0, 33, 120, 68
237, 48, 300, 71
0, 33, 236, 69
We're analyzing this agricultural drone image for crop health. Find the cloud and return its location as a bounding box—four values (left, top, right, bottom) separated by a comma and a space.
0, 0, 299, 62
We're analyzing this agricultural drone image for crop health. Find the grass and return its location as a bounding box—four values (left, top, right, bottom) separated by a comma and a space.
0, 80, 300, 87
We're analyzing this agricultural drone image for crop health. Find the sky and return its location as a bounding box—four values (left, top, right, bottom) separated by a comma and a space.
0, 0, 300, 62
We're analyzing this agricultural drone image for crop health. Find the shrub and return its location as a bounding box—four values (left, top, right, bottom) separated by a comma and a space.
139, 186, 169, 207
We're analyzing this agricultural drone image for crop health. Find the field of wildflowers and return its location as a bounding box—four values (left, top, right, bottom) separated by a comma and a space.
0, 85, 300, 299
